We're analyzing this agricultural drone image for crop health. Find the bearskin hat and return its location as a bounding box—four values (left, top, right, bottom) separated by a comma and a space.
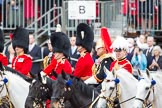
76, 23, 94, 52
50, 32, 70, 58
12, 27, 29, 53
0, 29, 4, 52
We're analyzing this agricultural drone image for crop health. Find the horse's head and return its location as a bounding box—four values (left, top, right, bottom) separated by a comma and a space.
101, 67, 120, 98
25, 72, 53, 108
133, 69, 156, 108
51, 71, 73, 108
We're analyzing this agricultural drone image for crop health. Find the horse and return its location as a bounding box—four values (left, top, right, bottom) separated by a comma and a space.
0, 62, 32, 108
133, 69, 162, 108
96, 68, 138, 108
48, 71, 99, 108
25, 71, 75, 108
25, 72, 54, 108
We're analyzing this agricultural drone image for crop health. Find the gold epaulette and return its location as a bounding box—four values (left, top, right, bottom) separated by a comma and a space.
43, 56, 49, 69
92, 64, 98, 75
104, 53, 115, 60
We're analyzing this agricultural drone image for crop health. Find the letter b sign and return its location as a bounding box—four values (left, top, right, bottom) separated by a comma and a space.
79, 6, 85, 14
68, 1, 96, 19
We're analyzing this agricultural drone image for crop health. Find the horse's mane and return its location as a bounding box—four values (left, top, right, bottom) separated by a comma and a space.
114, 69, 138, 99
4, 66, 33, 83
70, 75, 99, 97
116, 69, 137, 82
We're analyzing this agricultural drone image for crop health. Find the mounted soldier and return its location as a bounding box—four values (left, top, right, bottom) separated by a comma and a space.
110, 36, 133, 74
85, 27, 114, 84
11, 27, 32, 77
41, 24, 72, 80
73, 23, 94, 81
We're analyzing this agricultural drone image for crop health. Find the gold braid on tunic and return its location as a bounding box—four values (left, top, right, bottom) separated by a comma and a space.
92, 53, 114, 75
43, 56, 52, 69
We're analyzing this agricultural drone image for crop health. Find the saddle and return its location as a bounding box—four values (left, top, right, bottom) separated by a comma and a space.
0, 96, 15, 108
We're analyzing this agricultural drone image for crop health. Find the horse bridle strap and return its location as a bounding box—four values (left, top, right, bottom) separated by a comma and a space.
27, 96, 44, 108
0, 96, 14, 108
0, 69, 11, 99
135, 85, 155, 108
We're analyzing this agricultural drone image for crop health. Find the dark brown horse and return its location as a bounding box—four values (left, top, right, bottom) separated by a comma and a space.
50, 71, 100, 108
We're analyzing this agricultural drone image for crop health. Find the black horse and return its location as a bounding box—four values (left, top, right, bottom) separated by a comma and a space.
25, 71, 74, 108
25, 72, 54, 108
50, 71, 100, 108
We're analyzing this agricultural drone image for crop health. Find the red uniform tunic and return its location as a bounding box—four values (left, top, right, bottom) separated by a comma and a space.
110, 57, 133, 74
0, 53, 8, 66
44, 57, 72, 108
73, 52, 94, 79
43, 58, 72, 80
12, 54, 32, 75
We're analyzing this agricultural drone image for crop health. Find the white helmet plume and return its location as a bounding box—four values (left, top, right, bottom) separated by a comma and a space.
110, 36, 129, 52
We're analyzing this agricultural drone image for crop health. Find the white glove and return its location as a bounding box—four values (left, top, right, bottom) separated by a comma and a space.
40, 71, 47, 84
84, 76, 98, 85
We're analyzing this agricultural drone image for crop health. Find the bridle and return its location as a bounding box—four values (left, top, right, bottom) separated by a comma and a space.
27, 82, 50, 108
100, 78, 121, 108
27, 96, 44, 108
51, 81, 73, 108
135, 78, 156, 108
94, 77, 135, 108
0, 67, 15, 108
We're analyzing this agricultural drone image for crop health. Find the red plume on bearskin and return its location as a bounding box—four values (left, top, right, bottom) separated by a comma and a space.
101, 27, 113, 53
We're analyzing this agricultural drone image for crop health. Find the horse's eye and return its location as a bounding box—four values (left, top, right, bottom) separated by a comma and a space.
145, 87, 150, 90
109, 87, 114, 90
105, 80, 110, 82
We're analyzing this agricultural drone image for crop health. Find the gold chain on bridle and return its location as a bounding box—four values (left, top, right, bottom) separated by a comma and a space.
137, 86, 155, 108
104, 83, 121, 108
0, 67, 15, 108
89, 80, 121, 108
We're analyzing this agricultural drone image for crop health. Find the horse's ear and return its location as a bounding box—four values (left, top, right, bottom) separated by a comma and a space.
61, 70, 66, 80
137, 69, 142, 77
38, 72, 42, 82
112, 69, 116, 77
0, 62, 4, 71
146, 69, 150, 78
29, 72, 36, 78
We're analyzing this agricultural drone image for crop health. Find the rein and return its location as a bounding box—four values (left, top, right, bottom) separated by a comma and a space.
94, 78, 136, 108
27, 95, 44, 108
27, 82, 51, 108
